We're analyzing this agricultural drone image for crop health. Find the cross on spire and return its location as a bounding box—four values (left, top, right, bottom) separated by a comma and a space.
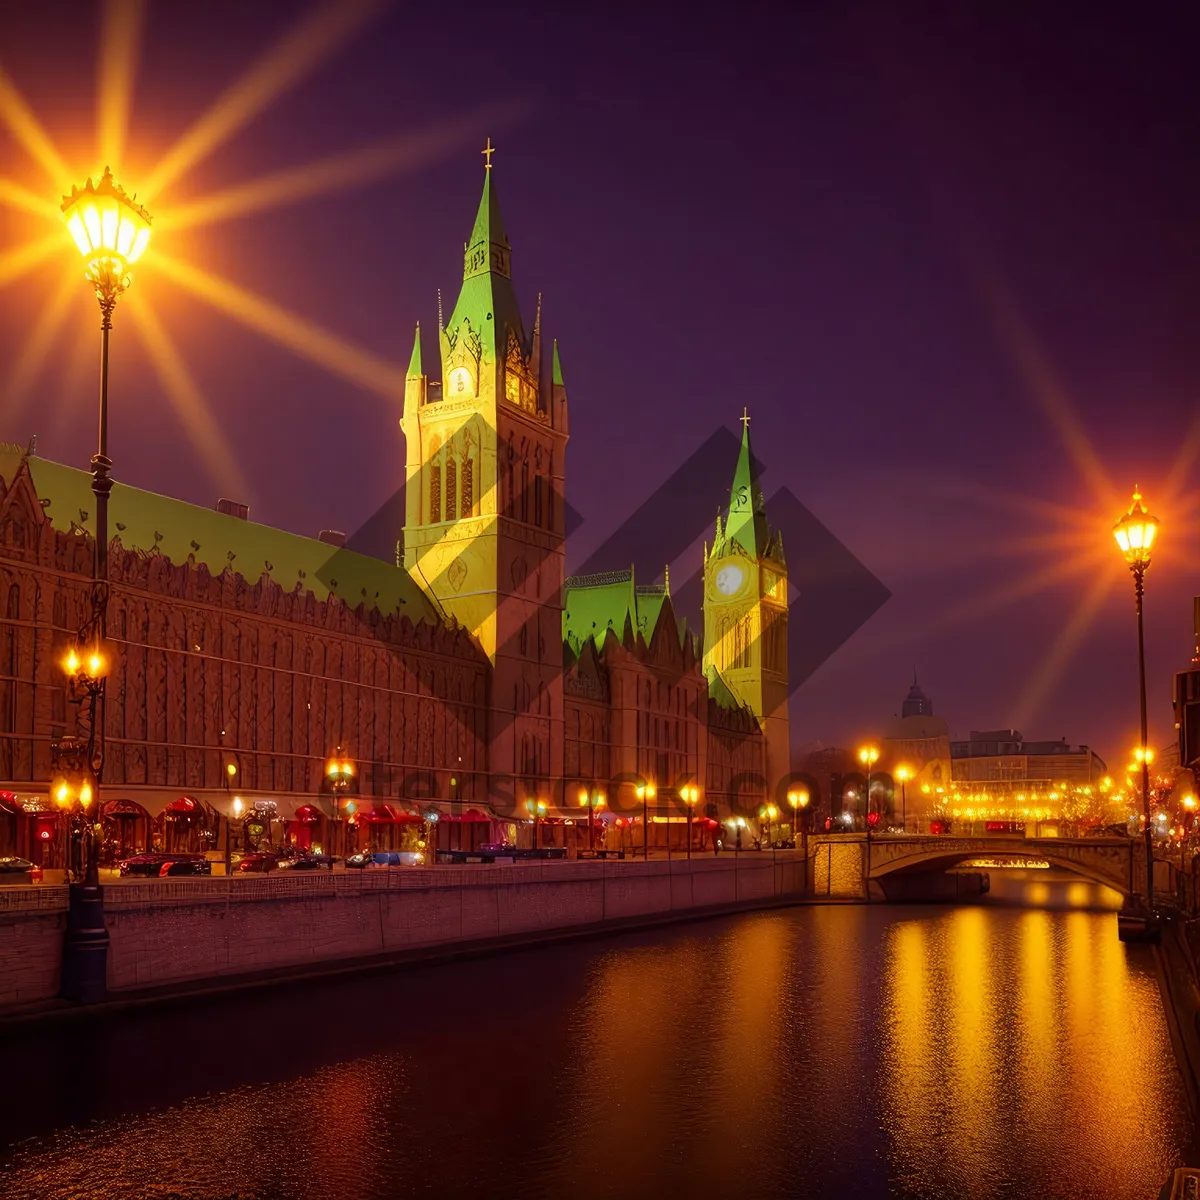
740, 407, 751, 428
482, 137, 496, 170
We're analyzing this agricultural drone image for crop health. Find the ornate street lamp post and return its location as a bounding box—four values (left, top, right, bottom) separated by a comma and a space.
56, 168, 151, 1003
325, 748, 356, 857
525, 797, 547, 852
680, 785, 700, 859
635, 780, 656, 858
787, 788, 810, 858
578, 786, 606, 850
1113, 488, 1160, 913
895, 766, 911, 833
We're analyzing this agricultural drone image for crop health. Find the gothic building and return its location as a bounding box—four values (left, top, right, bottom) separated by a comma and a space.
0, 159, 789, 864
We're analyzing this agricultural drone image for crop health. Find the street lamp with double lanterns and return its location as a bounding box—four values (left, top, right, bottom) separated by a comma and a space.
1113, 488, 1160, 917
56, 168, 151, 1003
525, 796, 547, 852
325, 749, 356, 855
680, 784, 700, 858
578, 786, 606, 850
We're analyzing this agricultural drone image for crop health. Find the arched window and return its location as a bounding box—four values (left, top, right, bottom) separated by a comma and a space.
445, 459, 457, 522
461, 458, 474, 518
428, 437, 442, 523
534, 473, 544, 527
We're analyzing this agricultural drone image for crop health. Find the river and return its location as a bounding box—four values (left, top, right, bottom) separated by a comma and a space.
0, 870, 1193, 1199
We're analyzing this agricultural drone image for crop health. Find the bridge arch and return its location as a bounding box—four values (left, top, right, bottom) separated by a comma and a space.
866, 837, 1135, 897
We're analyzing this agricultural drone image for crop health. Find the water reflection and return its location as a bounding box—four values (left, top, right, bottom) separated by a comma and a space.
0, 884, 1193, 1200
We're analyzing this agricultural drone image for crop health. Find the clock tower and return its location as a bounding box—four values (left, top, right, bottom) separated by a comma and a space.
400, 147, 568, 804
702, 414, 791, 793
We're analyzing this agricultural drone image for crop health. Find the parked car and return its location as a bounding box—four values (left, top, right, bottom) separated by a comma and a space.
278, 853, 336, 870
236, 852, 280, 873
119, 852, 208, 877
157, 858, 211, 876
345, 850, 423, 868
0, 856, 35, 874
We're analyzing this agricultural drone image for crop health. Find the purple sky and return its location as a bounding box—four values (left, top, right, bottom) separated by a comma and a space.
2, 2, 1199, 768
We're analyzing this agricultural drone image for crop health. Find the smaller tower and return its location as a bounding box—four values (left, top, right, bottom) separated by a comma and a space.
702, 411, 790, 790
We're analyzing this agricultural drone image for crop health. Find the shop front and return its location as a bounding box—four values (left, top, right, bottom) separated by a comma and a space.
100, 798, 152, 863
159, 795, 217, 854
358, 803, 422, 853
284, 804, 324, 853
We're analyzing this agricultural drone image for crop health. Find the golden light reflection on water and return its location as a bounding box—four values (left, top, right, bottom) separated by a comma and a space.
0, 898, 1194, 1200
882, 896, 1190, 1198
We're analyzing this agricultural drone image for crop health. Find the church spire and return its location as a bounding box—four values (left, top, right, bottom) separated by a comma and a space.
407, 322, 422, 378
723, 410, 769, 557
445, 151, 523, 366
464, 164, 510, 280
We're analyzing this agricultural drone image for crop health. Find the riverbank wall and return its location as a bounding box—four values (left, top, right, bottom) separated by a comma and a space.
0, 853, 806, 1014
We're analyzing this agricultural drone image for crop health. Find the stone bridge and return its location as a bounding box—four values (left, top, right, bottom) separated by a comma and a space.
809, 833, 1165, 901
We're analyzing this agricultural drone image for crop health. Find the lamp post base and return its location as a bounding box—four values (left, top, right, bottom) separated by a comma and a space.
59, 882, 109, 1004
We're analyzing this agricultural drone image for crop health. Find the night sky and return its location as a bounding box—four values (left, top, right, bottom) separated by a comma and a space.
2, 1, 1199, 768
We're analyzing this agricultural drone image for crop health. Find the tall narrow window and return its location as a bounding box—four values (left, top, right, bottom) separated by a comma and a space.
534, 473, 544, 528
506, 439, 515, 518
429, 437, 442, 523
520, 458, 530, 523
461, 458, 474, 517
445, 459, 457, 522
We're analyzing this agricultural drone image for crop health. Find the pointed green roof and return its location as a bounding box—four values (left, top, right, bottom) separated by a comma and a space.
467, 169, 509, 255
724, 420, 769, 557
407, 322, 422, 377
552, 339, 565, 387
446, 168, 524, 363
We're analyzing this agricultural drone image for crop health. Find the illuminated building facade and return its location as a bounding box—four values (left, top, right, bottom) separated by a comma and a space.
0, 161, 777, 863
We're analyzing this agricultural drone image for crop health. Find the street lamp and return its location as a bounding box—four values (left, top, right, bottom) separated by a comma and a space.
55, 169, 151, 1004
578, 786, 606, 850
525, 796, 547, 852
787, 788, 810, 856
325, 748, 356, 856
635, 780, 656, 858
895, 766, 912, 833
680, 784, 700, 859
1113, 488, 1160, 914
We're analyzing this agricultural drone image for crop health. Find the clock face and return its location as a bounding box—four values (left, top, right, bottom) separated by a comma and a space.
715, 563, 745, 597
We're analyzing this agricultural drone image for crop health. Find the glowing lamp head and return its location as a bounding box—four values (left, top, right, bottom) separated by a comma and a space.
232, 797, 244, 817
767, 804, 779, 821
1185, 795, 1198, 811
635, 784, 646, 800
896, 766, 911, 782
54, 780, 72, 808
78, 781, 93, 809
858, 745, 879, 767
226, 762, 238, 778
63, 648, 81, 675
646, 782, 657, 800
61, 167, 152, 300
1112, 488, 1159, 568
578, 788, 589, 807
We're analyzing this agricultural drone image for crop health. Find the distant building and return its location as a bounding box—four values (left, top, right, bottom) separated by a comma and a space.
881, 676, 952, 789
950, 730, 1106, 783
1173, 596, 1200, 772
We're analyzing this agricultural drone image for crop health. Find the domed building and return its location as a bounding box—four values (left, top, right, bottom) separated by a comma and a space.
881, 675, 952, 824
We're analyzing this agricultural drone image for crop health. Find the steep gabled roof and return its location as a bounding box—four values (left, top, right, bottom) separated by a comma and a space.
0, 446, 437, 620
562, 565, 686, 657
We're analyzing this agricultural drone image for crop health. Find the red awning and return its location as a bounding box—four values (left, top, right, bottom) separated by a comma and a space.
441, 808, 491, 823
165, 796, 199, 814
101, 798, 151, 817
0, 791, 18, 815
360, 803, 422, 823
294, 805, 321, 823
